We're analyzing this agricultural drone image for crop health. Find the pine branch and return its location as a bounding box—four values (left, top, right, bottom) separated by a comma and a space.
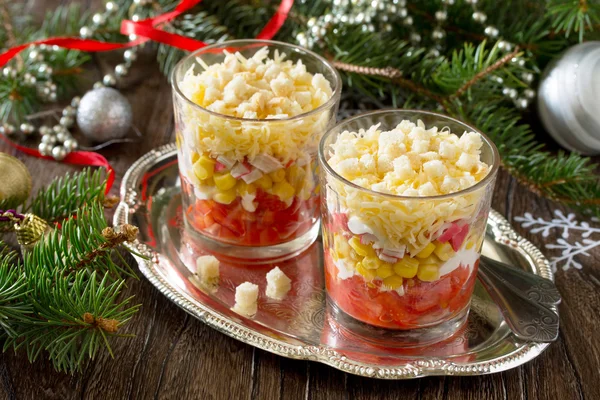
451, 47, 521, 98
0, 243, 31, 338
25, 168, 106, 223
2, 200, 142, 374
546, 0, 600, 42
460, 100, 600, 216
8, 271, 139, 374
25, 203, 138, 281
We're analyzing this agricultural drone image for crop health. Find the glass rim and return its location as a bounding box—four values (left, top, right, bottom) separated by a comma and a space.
318, 109, 501, 201
171, 39, 343, 123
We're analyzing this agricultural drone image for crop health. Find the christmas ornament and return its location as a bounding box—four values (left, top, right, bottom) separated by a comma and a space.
13, 213, 51, 251
0, 0, 138, 160
538, 41, 600, 155
0, 153, 32, 207
76, 87, 133, 142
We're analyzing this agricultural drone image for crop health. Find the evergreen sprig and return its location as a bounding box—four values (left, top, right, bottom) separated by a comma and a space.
9, 270, 139, 373
546, 0, 600, 42
0, 243, 31, 338
0, 168, 141, 374
25, 168, 106, 223
25, 203, 138, 281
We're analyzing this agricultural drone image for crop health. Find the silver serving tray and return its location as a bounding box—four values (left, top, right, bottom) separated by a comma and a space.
114, 143, 555, 379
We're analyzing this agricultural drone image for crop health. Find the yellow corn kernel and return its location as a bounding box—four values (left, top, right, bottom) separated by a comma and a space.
334, 234, 352, 259
255, 174, 273, 190
348, 236, 371, 257
383, 275, 404, 290
422, 255, 441, 266
417, 264, 440, 282
193, 155, 215, 180
214, 173, 237, 191
362, 256, 381, 270
236, 181, 257, 196
434, 242, 455, 261
269, 169, 286, 183
416, 242, 436, 259
272, 180, 295, 202
376, 264, 394, 279
213, 189, 237, 205
287, 165, 306, 190
193, 164, 210, 181
393, 258, 419, 278
191, 151, 200, 164
176, 135, 181, 149
198, 154, 215, 168
356, 262, 377, 281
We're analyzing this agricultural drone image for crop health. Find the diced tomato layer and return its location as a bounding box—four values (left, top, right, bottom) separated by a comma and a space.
325, 252, 479, 330
186, 189, 318, 246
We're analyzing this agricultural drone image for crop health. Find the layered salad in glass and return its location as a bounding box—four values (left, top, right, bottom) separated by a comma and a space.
174, 43, 339, 252
321, 117, 496, 330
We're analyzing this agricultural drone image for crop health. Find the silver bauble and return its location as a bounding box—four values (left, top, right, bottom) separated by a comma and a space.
76, 87, 132, 142
538, 41, 600, 155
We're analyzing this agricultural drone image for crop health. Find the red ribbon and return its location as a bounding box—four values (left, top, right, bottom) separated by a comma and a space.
0, 135, 114, 194
0, 0, 293, 194
0, 0, 294, 67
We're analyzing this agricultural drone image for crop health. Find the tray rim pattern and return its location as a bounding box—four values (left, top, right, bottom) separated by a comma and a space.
113, 143, 554, 379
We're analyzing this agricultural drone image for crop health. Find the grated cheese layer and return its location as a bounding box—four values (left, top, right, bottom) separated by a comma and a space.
177, 47, 334, 164
326, 120, 491, 255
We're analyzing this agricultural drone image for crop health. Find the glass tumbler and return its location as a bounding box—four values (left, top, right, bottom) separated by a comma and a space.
172, 40, 341, 260
319, 110, 499, 345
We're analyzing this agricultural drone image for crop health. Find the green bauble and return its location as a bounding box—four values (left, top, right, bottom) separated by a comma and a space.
0, 153, 32, 208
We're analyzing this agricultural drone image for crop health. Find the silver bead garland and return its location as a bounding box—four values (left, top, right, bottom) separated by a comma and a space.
0, 0, 143, 160
464, 0, 537, 107
292, 0, 538, 107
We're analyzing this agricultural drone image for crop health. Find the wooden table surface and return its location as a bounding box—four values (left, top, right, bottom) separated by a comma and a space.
1, 1, 599, 399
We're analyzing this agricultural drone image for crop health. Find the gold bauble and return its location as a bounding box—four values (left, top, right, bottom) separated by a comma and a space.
14, 213, 51, 251
0, 152, 32, 208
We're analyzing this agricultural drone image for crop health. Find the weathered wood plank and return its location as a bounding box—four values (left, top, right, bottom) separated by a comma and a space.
2, 1, 599, 399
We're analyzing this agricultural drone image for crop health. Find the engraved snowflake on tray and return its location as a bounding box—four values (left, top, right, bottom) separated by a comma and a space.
515, 210, 600, 272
